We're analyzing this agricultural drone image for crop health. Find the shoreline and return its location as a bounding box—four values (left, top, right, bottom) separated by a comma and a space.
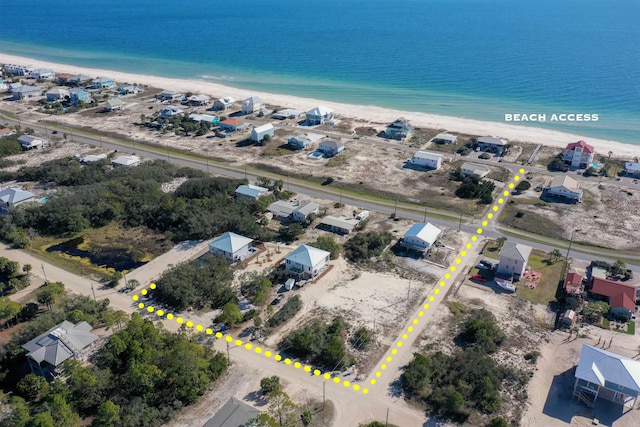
2, 52, 639, 159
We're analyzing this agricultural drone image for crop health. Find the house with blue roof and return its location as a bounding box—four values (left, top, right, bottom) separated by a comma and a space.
285, 244, 331, 280
235, 184, 269, 201
209, 232, 254, 261
573, 344, 640, 411
92, 77, 115, 89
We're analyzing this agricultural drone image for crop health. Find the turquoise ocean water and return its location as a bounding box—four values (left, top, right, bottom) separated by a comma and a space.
1, 0, 639, 143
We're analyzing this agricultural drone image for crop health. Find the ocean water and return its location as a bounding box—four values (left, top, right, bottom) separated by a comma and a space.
1, 0, 639, 143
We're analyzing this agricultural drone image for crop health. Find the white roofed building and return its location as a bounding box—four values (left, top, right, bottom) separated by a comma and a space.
409, 151, 443, 170
18, 135, 48, 150
625, 161, 640, 177
544, 175, 583, 202
477, 136, 507, 155
306, 106, 333, 125
0, 187, 35, 212
497, 242, 532, 279
460, 162, 490, 180
112, 155, 141, 167
401, 223, 442, 253
213, 97, 236, 111
241, 96, 264, 115
431, 133, 457, 144
235, 184, 269, 200
251, 123, 275, 142
285, 245, 331, 280
209, 232, 254, 261
573, 344, 640, 410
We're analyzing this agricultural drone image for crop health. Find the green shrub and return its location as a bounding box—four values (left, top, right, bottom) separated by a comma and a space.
344, 231, 392, 263
266, 295, 302, 328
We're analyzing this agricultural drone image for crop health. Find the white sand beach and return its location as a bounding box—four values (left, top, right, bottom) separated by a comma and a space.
2, 52, 639, 158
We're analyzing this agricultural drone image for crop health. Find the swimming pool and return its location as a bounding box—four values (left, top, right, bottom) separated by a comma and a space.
39, 197, 49, 203
308, 151, 324, 160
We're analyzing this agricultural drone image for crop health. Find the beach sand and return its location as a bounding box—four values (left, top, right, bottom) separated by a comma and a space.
2, 52, 639, 158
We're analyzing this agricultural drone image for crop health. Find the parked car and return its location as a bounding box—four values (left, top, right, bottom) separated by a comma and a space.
471, 274, 487, 282
271, 294, 285, 305
479, 260, 494, 269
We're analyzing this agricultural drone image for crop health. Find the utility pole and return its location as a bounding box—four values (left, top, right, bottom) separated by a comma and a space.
226, 341, 231, 364
90, 283, 96, 302
458, 210, 463, 231
407, 281, 411, 301
423, 204, 427, 222
394, 196, 398, 216
206, 157, 210, 173
41, 263, 48, 283
323, 381, 326, 410
244, 162, 247, 179
386, 408, 389, 426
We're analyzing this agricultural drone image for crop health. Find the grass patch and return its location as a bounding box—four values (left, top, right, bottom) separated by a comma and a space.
487, 167, 511, 182
325, 155, 349, 168
515, 251, 564, 305
482, 240, 502, 255
602, 318, 610, 329
611, 320, 635, 335
499, 201, 565, 240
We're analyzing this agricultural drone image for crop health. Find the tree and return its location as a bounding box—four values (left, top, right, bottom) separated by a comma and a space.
612, 259, 627, 276
27, 412, 55, 427
495, 237, 507, 250
267, 391, 296, 427
549, 248, 562, 262
278, 223, 304, 242
126, 279, 140, 291
17, 374, 49, 401
218, 302, 243, 326
312, 236, 340, 260
260, 376, 281, 396
300, 408, 313, 426
548, 156, 566, 171
37, 282, 65, 310
22, 264, 32, 276
488, 417, 509, 427
93, 400, 121, 427
0, 297, 22, 325
582, 301, 609, 324
515, 180, 531, 192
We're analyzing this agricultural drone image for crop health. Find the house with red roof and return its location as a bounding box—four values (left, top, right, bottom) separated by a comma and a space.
562, 140, 595, 169
590, 277, 637, 319
564, 272, 584, 296
219, 118, 246, 133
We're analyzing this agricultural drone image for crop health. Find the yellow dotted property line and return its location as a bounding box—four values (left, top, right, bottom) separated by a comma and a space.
133, 285, 370, 395
367, 168, 526, 387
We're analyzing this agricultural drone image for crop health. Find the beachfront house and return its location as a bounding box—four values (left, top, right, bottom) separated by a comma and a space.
562, 140, 595, 169
431, 133, 457, 144
401, 222, 442, 254
0, 187, 36, 213
159, 106, 183, 118
544, 175, 583, 202
625, 161, 640, 177
46, 87, 70, 102
18, 135, 48, 150
288, 135, 312, 150
477, 136, 507, 155
70, 88, 91, 105
460, 162, 490, 180
496, 242, 532, 280
385, 117, 413, 141
241, 96, 264, 115
409, 151, 443, 170
32, 69, 55, 80
219, 118, 246, 132
208, 232, 254, 262
573, 345, 640, 411
56, 73, 74, 85
318, 140, 345, 157
320, 216, 360, 235
68, 74, 93, 86
3, 64, 34, 76
305, 106, 333, 125
11, 85, 42, 100
105, 98, 124, 112
590, 277, 637, 319
213, 97, 236, 111
111, 155, 141, 167
235, 184, 269, 201
250, 123, 274, 142
21, 321, 98, 380
285, 244, 331, 280
158, 90, 183, 102
186, 94, 210, 106
92, 77, 115, 89
273, 109, 303, 120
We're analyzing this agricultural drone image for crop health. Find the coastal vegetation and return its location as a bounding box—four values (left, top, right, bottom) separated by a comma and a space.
0, 159, 275, 278
343, 231, 393, 263
400, 309, 528, 424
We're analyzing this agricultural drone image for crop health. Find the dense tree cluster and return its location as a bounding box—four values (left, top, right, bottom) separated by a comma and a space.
311, 236, 340, 260
343, 231, 393, 263
154, 254, 235, 311
240, 272, 273, 307
0, 134, 22, 158
400, 309, 526, 423
455, 180, 495, 204
1, 312, 227, 427
280, 316, 355, 371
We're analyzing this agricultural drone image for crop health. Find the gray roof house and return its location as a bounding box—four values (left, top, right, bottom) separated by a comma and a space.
235, 184, 269, 201
46, 87, 70, 102
318, 140, 345, 157
22, 321, 98, 379
11, 85, 42, 100
18, 135, 48, 150
385, 117, 413, 141
285, 244, 331, 280
111, 155, 141, 167
0, 187, 35, 212
209, 232, 254, 262
477, 136, 507, 154
496, 242, 532, 279
573, 344, 640, 410
320, 216, 360, 234
68, 74, 94, 86
269, 200, 319, 222
545, 175, 583, 202
105, 98, 124, 111
288, 135, 312, 150
203, 398, 260, 427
